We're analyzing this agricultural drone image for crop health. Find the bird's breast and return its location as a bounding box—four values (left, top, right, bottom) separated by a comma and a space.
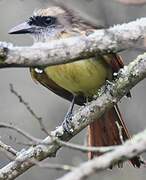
44, 57, 112, 96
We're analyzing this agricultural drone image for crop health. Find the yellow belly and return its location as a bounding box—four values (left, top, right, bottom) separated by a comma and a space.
44, 57, 112, 96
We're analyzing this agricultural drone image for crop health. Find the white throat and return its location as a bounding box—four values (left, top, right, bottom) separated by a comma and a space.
31, 27, 63, 42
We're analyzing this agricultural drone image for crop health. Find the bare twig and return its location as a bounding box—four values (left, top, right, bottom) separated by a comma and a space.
9, 84, 49, 135
55, 139, 116, 153
37, 162, 74, 171
32, 159, 74, 172
0, 140, 18, 156
0, 123, 43, 144
0, 18, 146, 67
0, 122, 116, 154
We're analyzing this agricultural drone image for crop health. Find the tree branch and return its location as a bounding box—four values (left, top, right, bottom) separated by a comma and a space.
0, 140, 18, 157
0, 17, 146, 67
8, 85, 116, 153
58, 129, 146, 180
0, 122, 115, 153
0, 51, 146, 179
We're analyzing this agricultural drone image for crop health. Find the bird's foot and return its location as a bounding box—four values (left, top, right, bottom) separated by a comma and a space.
62, 112, 74, 134
95, 80, 115, 97
104, 80, 115, 96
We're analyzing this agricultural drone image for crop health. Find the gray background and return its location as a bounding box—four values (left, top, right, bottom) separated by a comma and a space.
0, 0, 146, 179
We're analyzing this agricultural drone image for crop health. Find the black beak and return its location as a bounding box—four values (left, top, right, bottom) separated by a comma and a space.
9, 22, 33, 34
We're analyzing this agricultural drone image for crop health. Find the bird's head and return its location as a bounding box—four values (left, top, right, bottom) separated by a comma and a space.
9, 5, 100, 42
9, 6, 73, 42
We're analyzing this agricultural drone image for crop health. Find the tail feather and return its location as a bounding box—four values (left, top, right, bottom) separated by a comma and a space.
88, 105, 142, 167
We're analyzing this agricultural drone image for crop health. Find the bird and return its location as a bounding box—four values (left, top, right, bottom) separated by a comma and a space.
9, 5, 143, 167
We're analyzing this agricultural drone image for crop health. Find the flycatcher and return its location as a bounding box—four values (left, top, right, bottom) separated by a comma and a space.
9, 5, 142, 167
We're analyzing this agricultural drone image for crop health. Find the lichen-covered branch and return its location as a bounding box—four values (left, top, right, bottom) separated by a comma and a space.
58, 129, 146, 180
0, 140, 18, 157
0, 51, 146, 179
0, 17, 146, 67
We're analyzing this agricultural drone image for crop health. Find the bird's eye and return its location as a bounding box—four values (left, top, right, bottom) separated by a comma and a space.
28, 16, 56, 27
45, 17, 53, 25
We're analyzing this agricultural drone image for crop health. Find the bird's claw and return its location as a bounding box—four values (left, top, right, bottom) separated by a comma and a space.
62, 112, 74, 134
104, 80, 115, 96
95, 80, 115, 97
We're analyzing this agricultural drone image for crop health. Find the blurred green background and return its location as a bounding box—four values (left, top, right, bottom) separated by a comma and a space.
0, 0, 146, 179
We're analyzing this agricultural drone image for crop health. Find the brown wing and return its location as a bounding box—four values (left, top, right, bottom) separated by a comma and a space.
103, 54, 124, 72
30, 68, 86, 105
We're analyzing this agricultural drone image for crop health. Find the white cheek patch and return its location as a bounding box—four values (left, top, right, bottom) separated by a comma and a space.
31, 27, 64, 42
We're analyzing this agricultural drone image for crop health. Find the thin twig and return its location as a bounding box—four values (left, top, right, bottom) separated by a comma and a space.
0, 140, 18, 156
9, 84, 49, 135
0, 122, 116, 154
54, 139, 116, 153
0, 123, 43, 144
32, 159, 74, 172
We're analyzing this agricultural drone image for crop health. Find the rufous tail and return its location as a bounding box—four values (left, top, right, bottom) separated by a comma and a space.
88, 105, 142, 167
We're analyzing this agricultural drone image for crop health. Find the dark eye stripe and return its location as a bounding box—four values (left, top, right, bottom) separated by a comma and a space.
28, 16, 56, 27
